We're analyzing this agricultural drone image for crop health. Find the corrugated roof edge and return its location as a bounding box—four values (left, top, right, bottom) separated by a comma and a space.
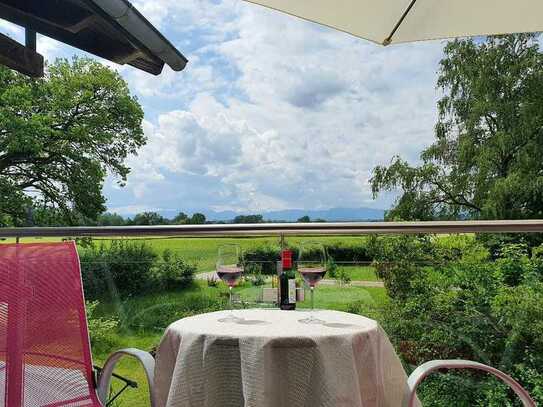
90, 0, 188, 72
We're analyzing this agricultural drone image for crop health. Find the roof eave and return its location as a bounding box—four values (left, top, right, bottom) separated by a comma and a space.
87, 0, 188, 73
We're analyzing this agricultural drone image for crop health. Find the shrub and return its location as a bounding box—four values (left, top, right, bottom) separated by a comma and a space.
324, 241, 372, 262
335, 268, 352, 286
326, 258, 338, 278
207, 275, 219, 287
80, 241, 199, 300
86, 300, 119, 352
374, 236, 543, 405
247, 263, 266, 286
477, 233, 543, 259
243, 245, 280, 275
370, 235, 437, 300
243, 261, 261, 275
152, 249, 196, 290
346, 299, 382, 321
80, 240, 157, 300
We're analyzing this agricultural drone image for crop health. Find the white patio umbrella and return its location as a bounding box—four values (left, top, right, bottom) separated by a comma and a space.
244, 0, 543, 45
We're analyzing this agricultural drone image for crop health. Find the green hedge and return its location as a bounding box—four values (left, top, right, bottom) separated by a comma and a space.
80, 240, 195, 300
242, 245, 280, 275
242, 240, 373, 275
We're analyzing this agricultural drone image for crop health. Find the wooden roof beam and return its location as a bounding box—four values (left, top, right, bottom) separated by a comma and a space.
0, 31, 43, 77
66, 15, 101, 33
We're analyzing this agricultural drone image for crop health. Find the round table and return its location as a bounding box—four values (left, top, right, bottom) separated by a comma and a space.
154, 309, 415, 407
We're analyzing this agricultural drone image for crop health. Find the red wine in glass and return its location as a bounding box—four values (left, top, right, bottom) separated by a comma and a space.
299, 267, 326, 287
297, 241, 327, 324
216, 243, 244, 323
217, 265, 243, 287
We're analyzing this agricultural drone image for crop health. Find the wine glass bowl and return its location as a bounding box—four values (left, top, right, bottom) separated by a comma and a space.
216, 244, 243, 323
297, 242, 327, 324
217, 264, 243, 287
299, 266, 326, 288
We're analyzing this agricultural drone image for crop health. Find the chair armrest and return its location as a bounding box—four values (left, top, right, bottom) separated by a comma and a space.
403, 359, 536, 407
96, 348, 156, 407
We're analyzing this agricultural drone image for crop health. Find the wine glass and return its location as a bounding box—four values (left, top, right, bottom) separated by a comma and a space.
297, 242, 327, 324
216, 244, 243, 323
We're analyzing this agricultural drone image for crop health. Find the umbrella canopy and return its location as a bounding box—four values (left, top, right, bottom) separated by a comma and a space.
244, 0, 543, 45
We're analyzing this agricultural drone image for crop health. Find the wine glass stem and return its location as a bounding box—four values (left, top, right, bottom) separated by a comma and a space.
310, 286, 315, 315
229, 286, 233, 312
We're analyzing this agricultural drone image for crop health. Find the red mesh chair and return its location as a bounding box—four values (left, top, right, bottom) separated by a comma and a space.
0, 242, 156, 407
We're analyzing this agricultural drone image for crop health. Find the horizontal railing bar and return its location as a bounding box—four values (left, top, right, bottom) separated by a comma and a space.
1, 220, 543, 238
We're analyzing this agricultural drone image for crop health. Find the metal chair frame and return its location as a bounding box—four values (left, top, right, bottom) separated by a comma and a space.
403, 359, 537, 407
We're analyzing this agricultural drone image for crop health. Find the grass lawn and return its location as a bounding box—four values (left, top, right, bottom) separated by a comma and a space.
236, 282, 386, 311
338, 265, 378, 281
297, 285, 387, 311
92, 280, 388, 406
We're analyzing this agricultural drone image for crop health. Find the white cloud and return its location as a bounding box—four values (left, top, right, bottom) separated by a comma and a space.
0, 19, 21, 36
110, 0, 445, 213
37, 35, 62, 61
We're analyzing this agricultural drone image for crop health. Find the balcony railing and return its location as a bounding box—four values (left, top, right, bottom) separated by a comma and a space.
2, 219, 543, 238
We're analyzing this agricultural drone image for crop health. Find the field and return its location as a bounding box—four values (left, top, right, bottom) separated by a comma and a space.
5, 235, 371, 272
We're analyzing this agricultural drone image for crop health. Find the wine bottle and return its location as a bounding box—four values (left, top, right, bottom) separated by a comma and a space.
280, 250, 296, 310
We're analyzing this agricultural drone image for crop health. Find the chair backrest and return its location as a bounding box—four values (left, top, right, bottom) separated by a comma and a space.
0, 242, 99, 407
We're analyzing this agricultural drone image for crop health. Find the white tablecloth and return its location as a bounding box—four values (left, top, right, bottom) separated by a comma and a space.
155, 309, 416, 407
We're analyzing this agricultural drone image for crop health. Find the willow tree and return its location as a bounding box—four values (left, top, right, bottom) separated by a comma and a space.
0, 57, 144, 226
372, 34, 543, 220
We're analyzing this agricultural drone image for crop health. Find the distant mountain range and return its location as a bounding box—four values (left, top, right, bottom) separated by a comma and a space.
158, 207, 385, 222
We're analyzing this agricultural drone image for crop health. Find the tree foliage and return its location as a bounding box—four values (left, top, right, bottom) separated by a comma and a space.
372, 235, 543, 405
96, 212, 126, 226
371, 34, 543, 220
0, 57, 144, 225
172, 211, 189, 224
131, 211, 168, 225
233, 214, 264, 224
190, 213, 206, 224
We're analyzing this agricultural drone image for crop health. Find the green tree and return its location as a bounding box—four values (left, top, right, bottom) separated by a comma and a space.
371, 34, 543, 220
297, 215, 311, 223
173, 211, 189, 224
189, 213, 206, 224
0, 57, 144, 226
97, 212, 126, 226
29, 206, 89, 226
233, 214, 264, 224
131, 212, 167, 225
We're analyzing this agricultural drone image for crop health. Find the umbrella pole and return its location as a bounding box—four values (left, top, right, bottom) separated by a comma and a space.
383, 0, 418, 45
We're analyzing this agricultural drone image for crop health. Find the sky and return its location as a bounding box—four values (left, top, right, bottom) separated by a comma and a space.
0, 0, 447, 216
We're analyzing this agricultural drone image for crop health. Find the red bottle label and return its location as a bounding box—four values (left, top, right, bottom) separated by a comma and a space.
282, 250, 293, 269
